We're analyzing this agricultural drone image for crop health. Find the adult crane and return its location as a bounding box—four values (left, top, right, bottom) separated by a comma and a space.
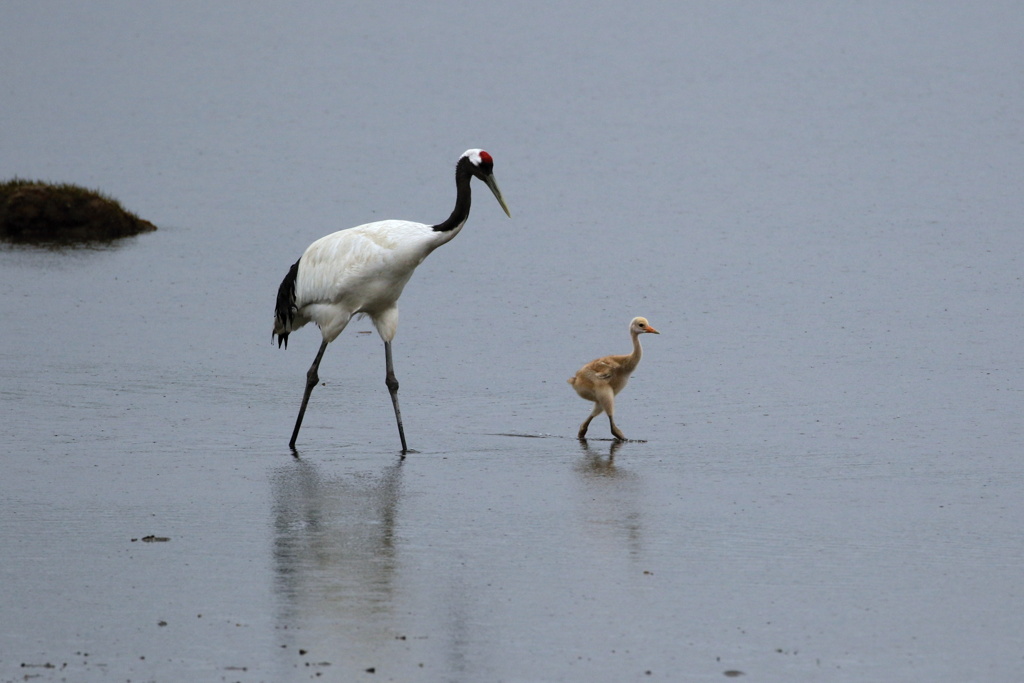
273, 149, 511, 454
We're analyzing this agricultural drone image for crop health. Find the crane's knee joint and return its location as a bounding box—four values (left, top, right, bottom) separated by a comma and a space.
385, 374, 399, 392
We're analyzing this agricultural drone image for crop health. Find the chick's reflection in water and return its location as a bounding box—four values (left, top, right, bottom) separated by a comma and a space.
574, 439, 644, 560
577, 438, 624, 475
270, 460, 404, 659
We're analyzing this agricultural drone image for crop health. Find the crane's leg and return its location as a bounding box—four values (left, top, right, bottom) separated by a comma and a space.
607, 417, 626, 441
578, 403, 604, 439
384, 341, 409, 456
289, 339, 328, 451
595, 386, 625, 441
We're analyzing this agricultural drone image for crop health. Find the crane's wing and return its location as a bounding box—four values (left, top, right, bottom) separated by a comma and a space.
297, 221, 427, 306
583, 357, 620, 382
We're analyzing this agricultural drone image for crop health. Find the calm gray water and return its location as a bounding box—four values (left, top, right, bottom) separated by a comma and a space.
2, 2, 1022, 681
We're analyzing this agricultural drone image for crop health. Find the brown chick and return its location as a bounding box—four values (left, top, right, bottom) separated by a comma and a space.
568, 317, 660, 440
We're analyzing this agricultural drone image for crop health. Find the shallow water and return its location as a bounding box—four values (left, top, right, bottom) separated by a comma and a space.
2, 2, 1023, 681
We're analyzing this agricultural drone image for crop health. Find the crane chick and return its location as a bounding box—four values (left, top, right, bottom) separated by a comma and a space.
568, 317, 660, 441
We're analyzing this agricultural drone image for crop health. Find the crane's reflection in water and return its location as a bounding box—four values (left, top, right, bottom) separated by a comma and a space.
270, 459, 404, 667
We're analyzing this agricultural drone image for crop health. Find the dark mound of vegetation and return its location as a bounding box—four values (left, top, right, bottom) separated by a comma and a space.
0, 179, 157, 244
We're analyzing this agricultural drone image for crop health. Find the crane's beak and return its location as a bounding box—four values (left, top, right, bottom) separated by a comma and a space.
646, 326, 661, 334
484, 174, 511, 218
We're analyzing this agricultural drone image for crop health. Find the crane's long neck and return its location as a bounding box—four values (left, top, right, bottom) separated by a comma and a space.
622, 331, 643, 373
431, 158, 473, 233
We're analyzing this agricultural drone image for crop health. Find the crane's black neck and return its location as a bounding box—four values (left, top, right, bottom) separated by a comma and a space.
431, 157, 475, 233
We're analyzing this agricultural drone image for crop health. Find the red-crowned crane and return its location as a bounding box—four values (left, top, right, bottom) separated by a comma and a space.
273, 149, 511, 455
568, 317, 660, 441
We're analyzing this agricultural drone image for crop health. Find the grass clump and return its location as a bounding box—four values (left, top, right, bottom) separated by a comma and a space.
0, 179, 157, 244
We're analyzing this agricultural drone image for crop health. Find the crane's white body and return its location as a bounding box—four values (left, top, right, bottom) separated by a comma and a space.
291, 218, 464, 344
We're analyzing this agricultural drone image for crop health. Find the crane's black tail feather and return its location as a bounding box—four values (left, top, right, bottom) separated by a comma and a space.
274, 258, 300, 349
